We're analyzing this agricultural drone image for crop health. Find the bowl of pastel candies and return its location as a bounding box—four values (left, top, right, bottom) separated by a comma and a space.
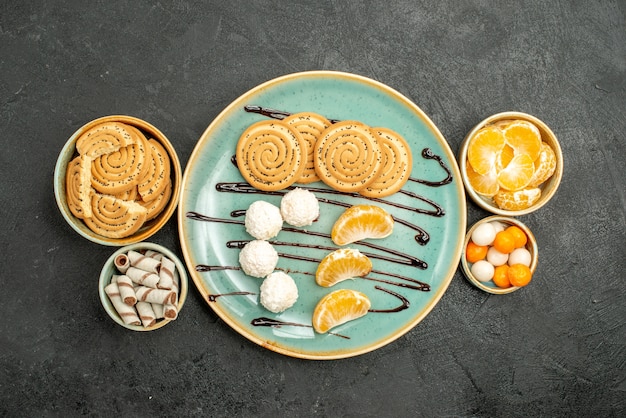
460, 216, 538, 294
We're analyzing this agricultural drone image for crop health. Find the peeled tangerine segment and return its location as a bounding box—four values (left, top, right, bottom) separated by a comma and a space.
467, 126, 505, 175
466, 160, 499, 197
500, 120, 542, 162
497, 153, 535, 191
315, 249, 373, 287
312, 289, 371, 334
331, 205, 394, 246
528, 142, 557, 187
493, 188, 542, 211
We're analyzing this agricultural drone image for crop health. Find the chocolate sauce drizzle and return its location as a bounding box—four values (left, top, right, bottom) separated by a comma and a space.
244, 104, 341, 124
207, 291, 255, 302
249, 317, 349, 339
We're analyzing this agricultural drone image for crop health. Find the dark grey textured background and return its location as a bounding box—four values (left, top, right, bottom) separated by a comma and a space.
1, 1, 624, 416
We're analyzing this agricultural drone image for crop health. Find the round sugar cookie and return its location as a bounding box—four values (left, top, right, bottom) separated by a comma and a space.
360, 127, 413, 198
284, 112, 331, 184
138, 138, 171, 202
90, 137, 147, 195
76, 121, 137, 158
65, 155, 94, 219
314, 120, 381, 192
84, 193, 148, 239
236, 120, 306, 191
138, 179, 172, 221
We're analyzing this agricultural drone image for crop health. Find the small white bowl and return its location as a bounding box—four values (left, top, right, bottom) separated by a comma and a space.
460, 216, 538, 294
99, 242, 188, 331
54, 115, 182, 246
458, 111, 563, 216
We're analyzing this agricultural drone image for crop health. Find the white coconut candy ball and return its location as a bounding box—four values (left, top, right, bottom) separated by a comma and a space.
245, 200, 283, 240
260, 272, 298, 313
280, 188, 319, 227
239, 240, 279, 278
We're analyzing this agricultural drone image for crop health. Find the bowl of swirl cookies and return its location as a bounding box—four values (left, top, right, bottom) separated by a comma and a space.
54, 115, 182, 246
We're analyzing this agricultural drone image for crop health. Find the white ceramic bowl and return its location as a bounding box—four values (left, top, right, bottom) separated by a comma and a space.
458, 111, 563, 216
460, 216, 538, 294
54, 115, 182, 246
99, 242, 188, 331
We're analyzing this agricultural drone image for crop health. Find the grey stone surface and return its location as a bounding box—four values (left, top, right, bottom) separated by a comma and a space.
1, 0, 624, 416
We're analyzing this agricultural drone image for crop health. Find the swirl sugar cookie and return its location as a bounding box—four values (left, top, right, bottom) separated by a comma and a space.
314, 121, 381, 192
236, 120, 306, 191
360, 127, 413, 198
65, 155, 93, 219
284, 112, 331, 184
139, 179, 172, 221
138, 138, 171, 202
76, 121, 138, 158
90, 135, 147, 195
84, 193, 148, 239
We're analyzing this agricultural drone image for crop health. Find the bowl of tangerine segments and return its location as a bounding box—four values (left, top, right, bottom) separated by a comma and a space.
460, 216, 538, 294
458, 112, 563, 216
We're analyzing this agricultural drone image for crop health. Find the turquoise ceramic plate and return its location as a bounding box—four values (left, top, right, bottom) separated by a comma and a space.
179, 71, 466, 359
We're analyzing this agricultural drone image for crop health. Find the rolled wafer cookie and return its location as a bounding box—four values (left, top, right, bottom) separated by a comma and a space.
163, 260, 179, 319
314, 120, 382, 192
127, 250, 161, 273
157, 256, 176, 290
114, 274, 137, 305
284, 112, 331, 184
135, 286, 176, 305
90, 137, 147, 195
126, 266, 160, 288
83, 193, 148, 239
235, 120, 306, 191
114, 254, 130, 273
76, 121, 138, 158
65, 155, 93, 219
104, 282, 141, 326
360, 127, 413, 198
136, 301, 156, 328
137, 139, 170, 202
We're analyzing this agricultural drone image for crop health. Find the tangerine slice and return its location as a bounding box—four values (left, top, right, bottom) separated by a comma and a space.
497, 154, 535, 191
467, 125, 505, 175
501, 120, 542, 161
466, 161, 499, 197
493, 188, 542, 211
312, 289, 371, 334
331, 205, 394, 246
497, 145, 515, 172
315, 249, 373, 287
528, 142, 557, 188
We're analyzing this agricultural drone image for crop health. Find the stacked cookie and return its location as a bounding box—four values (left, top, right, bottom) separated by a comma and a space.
65, 121, 172, 238
236, 112, 413, 197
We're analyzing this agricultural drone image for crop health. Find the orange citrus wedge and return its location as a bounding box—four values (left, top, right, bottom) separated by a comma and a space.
497, 144, 515, 172
467, 126, 505, 175
466, 160, 499, 197
500, 120, 542, 161
528, 142, 557, 188
331, 205, 394, 246
316, 249, 373, 287
497, 154, 535, 191
312, 289, 371, 334
493, 188, 542, 211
